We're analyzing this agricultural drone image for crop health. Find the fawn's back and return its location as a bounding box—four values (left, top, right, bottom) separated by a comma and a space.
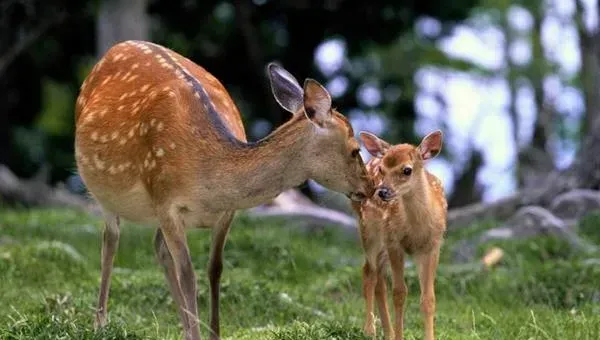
75, 40, 246, 223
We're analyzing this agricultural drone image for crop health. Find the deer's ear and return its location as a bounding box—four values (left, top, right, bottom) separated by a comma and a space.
267, 63, 303, 114
303, 79, 332, 126
359, 131, 390, 158
418, 130, 443, 160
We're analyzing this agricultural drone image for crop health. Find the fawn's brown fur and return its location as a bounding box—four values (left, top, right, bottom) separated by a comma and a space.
74, 40, 374, 340
351, 130, 447, 340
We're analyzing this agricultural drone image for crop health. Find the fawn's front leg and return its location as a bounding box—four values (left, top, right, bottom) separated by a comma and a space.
388, 247, 406, 340
362, 261, 378, 337
416, 250, 440, 340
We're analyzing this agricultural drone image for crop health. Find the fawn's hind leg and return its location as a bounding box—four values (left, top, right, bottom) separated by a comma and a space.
362, 261, 378, 337
375, 266, 393, 339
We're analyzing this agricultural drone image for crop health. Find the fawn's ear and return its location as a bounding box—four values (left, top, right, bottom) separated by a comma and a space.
418, 130, 443, 160
303, 79, 332, 127
359, 131, 390, 158
267, 63, 304, 114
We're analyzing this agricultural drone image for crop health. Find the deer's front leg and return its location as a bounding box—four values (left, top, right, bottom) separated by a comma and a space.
417, 250, 440, 340
154, 229, 190, 334
207, 211, 234, 340
388, 247, 406, 340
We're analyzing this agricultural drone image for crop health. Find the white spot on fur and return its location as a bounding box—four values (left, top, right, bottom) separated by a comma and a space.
91, 131, 99, 141
94, 154, 105, 170
169, 142, 176, 149
156, 122, 164, 131
140, 84, 150, 92
155, 148, 165, 157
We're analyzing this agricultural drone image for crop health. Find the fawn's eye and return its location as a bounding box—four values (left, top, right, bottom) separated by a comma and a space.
403, 167, 412, 176
351, 149, 360, 158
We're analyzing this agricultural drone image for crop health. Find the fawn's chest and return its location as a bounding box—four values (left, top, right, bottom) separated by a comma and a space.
359, 200, 442, 256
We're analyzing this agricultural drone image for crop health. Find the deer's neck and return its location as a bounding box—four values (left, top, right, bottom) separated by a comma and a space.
207, 116, 312, 210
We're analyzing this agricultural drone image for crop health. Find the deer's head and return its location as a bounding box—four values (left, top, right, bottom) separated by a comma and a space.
268, 64, 374, 201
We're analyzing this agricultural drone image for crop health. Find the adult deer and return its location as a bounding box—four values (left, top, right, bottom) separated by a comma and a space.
74, 40, 374, 340
352, 131, 447, 340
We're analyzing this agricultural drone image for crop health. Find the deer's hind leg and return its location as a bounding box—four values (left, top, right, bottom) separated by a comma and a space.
94, 211, 120, 329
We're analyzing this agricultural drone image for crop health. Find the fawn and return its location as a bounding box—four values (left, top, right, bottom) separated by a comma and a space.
351, 130, 447, 340
74, 40, 374, 340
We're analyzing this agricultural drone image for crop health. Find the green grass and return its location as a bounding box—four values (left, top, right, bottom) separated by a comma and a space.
0, 208, 599, 339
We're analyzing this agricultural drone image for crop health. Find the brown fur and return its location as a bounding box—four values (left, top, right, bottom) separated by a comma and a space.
75, 40, 374, 340
352, 131, 447, 340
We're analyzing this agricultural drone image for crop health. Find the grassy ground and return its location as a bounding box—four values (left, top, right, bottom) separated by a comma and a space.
0, 208, 599, 339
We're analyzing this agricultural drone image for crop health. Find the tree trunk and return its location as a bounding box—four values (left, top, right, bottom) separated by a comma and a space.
96, 0, 149, 57
577, 0, 600, 136
448, 150, 483, 208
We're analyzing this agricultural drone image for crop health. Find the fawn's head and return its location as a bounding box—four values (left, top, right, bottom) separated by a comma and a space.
267, 63, 374, 201
359, 130, 443, 201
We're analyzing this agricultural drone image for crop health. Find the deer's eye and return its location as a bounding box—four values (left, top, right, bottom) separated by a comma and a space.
351, 149, 360, 158
403, 167, 412, 176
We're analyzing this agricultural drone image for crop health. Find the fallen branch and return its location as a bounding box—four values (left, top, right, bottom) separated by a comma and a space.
0, 164, 99, 215
451, 206, 598, 263
247, 189, 358, 234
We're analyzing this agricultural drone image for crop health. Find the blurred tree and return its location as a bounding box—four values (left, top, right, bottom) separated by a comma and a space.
1, 0, 478, 193
97, 0, 150, 56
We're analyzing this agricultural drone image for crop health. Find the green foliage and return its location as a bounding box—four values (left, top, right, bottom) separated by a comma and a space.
0, 208, 599, 339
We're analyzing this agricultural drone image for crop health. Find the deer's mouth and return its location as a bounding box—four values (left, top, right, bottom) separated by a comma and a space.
348, 192, 367, 202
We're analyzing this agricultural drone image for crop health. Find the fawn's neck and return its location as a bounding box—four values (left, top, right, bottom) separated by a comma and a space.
209, 116, 313, 210
401, 170, 433, 219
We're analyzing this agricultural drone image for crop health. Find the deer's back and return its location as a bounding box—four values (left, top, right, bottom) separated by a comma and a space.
74, 40, 246, 222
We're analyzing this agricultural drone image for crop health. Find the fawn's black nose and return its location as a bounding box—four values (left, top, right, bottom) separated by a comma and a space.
377, 187, 394, 201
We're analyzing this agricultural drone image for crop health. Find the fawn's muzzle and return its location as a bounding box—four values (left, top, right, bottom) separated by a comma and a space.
377, 187, 395, 202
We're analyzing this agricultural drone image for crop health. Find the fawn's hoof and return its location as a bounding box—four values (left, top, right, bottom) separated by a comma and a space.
93, 312, 107, 330
363, 322, 376, 337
